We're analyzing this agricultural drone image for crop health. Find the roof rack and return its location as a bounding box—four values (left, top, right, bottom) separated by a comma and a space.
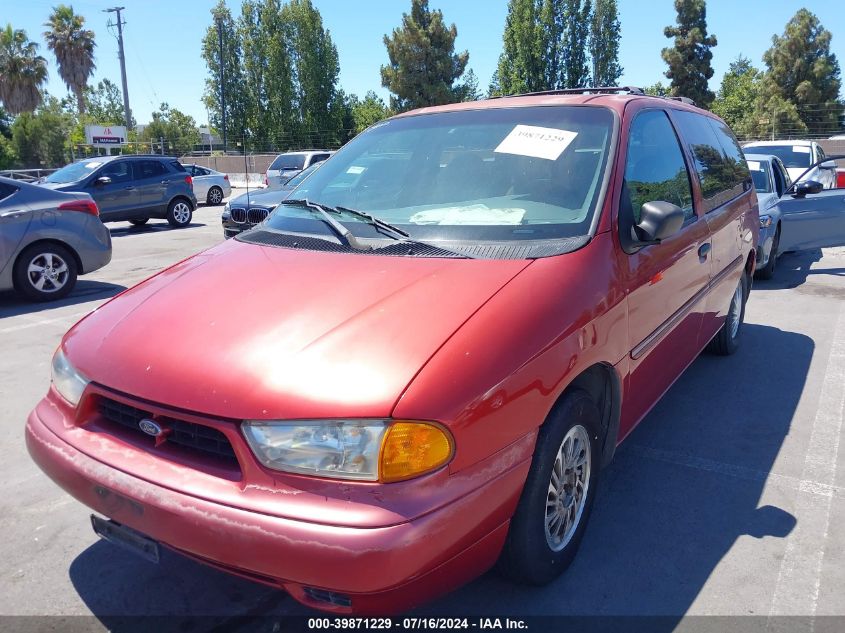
663, 95, 697, 106
490, 86, 645, 99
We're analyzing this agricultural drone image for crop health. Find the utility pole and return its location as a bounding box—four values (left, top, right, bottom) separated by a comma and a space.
216, 16, 227, 153
104, 7, 132, 131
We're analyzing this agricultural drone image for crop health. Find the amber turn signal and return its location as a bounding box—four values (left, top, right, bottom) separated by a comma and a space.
379, 422, 453, 483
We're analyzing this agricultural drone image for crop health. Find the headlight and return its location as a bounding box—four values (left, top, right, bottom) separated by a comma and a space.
222, 202, 231, 220
51, 348, 90, 406
759, 214, 772, 228
242, 419, 453, 482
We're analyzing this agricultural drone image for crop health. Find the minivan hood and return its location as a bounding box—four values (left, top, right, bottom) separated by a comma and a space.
63, 239, 530, 420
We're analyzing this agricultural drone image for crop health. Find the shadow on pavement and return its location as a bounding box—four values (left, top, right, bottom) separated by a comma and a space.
67, 324, 810, 627
109, 222, 206, 238
0, 280, 126, 319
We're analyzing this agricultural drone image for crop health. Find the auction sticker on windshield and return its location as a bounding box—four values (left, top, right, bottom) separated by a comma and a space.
495, 125, 578, 161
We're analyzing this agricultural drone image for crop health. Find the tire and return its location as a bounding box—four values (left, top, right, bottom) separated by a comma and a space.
128, 217, 149, 226
755, 225, 779, 280
498, 389, 601, 585
13, 243, 78, 302
166, 198, 193, 228
206, 186, 224, 205
706, 273, 748, 356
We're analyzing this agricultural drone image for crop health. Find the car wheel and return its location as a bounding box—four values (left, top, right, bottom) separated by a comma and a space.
13, 243, 78, 302
498, 389, 601, 585
166, 199, 193, 228
128, 218, 149, 226
707, 273, 748, 356
755, 226, 779, 280
206, 186, 224, 205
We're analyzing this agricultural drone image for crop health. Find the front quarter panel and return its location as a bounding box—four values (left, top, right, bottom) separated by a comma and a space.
393, 233, 627, 474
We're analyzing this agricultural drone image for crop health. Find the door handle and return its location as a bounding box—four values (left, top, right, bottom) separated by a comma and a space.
160, 180, 171, 184
124, 186, 135, 190
0, 210, 27, 218
698, 243, 711, 258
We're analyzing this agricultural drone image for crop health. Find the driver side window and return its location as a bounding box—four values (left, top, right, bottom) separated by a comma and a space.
98, 161, 132, 184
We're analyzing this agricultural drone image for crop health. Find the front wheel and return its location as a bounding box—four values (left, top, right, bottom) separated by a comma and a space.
166, 199, 193, 228
707, 273, 748, 356
498, 389, 601, 585
13, 243, 78, 302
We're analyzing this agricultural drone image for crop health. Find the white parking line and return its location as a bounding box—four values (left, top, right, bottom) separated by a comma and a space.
768, 305, 845, 621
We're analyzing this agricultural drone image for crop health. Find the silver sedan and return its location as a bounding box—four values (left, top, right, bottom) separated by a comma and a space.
0, 176, 112, 301
182, 164, 232, 205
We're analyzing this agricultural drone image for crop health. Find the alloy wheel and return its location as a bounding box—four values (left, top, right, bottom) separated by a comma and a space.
545, 424, 592, 552
26, 252, 70, 293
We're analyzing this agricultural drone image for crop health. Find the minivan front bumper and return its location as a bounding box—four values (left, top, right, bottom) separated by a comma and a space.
25, 398, 529, 614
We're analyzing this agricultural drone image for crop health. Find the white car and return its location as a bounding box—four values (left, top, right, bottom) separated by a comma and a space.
264, 150, 334, 187
742, 140, 837, 189
182, 164, 232, 205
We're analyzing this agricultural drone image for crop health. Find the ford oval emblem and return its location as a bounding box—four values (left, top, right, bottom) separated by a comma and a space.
138, 418, 163, 437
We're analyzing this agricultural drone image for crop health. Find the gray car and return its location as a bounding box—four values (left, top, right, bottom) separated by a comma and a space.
0, 176, 112, 301
182, 164, 231, 205
38, 155, 197, 228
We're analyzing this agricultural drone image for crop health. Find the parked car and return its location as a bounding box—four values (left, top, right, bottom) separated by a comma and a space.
182, 164, 231, 205
745, 153, 790, 279
222, 161, 324, 238
742, 140, 837, 189
0, 176, 111, 301
264, 150, 333, 187
28, 89, 763, 614
38, 155, 197, 228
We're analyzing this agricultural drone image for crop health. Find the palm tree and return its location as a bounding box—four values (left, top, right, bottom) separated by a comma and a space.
43, 5, 95, 114
0, 25, 48, 115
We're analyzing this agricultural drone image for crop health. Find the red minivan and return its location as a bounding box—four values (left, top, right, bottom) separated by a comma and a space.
27, 89, 758, 614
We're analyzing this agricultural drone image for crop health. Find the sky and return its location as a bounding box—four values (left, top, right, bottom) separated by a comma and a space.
9, 0, 845, 126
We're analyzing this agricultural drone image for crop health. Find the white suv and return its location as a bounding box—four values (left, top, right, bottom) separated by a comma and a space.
742, 140, 837, 189
264, 150, 334, 187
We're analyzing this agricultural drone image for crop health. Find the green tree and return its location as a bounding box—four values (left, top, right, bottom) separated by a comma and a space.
495, 0, 545, 95
381, 0, 469, 112
348, 91, 391, 134
661, 0, 717, 108
761, 9, 841, 136
282, 0, 344, 145
201, 1, 245, 149
643, 82, 669, 97
84, 79, 125, 125
456, 68, 482, 101
0, 25, 48, 114
43, 5, 96, 114
562, 0, 592, 88
711, 56, 761, 134
11, 95, 73, 167
589, 0, 622, 87
139, 103, 200, 156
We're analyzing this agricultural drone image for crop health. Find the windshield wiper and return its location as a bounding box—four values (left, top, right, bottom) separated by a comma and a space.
334, 206, 410, 240
280, 199, 372, 251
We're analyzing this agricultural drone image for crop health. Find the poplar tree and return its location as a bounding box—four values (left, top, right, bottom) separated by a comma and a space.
589, 0, 622, 87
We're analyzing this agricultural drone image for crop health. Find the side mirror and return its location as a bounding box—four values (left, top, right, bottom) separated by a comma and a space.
820, 160, 837, 170
636, 201, 685, 243
94, 176, 112, 187
793, 180, 823, 198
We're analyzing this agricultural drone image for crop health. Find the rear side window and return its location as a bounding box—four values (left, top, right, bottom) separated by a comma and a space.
136, 160, 167, 179
309, 153, 331, 165
710, 119, 750, 200
0, 182, 18, 201
270, 154, 306, 170
624, 109, 695, 223
170, 161, 186, 173
673, 111, 746, 213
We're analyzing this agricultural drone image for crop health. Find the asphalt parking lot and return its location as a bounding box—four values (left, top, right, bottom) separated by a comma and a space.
1, 190, 844, 628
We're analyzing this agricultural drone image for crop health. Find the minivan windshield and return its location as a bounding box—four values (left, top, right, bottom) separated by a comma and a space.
45, 160, 105, 183
270, 154, 306, 171
746, 144, 812, 169
268, 105, 615, 244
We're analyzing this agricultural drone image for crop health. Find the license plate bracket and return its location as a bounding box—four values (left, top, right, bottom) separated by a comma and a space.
90, 515, 160, 563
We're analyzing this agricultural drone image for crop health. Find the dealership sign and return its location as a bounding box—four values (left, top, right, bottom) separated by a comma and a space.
85, 125, 127, 146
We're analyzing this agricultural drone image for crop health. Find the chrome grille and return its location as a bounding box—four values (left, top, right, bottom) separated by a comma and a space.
247, 207, 269, 224
230, 207, 247, 223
